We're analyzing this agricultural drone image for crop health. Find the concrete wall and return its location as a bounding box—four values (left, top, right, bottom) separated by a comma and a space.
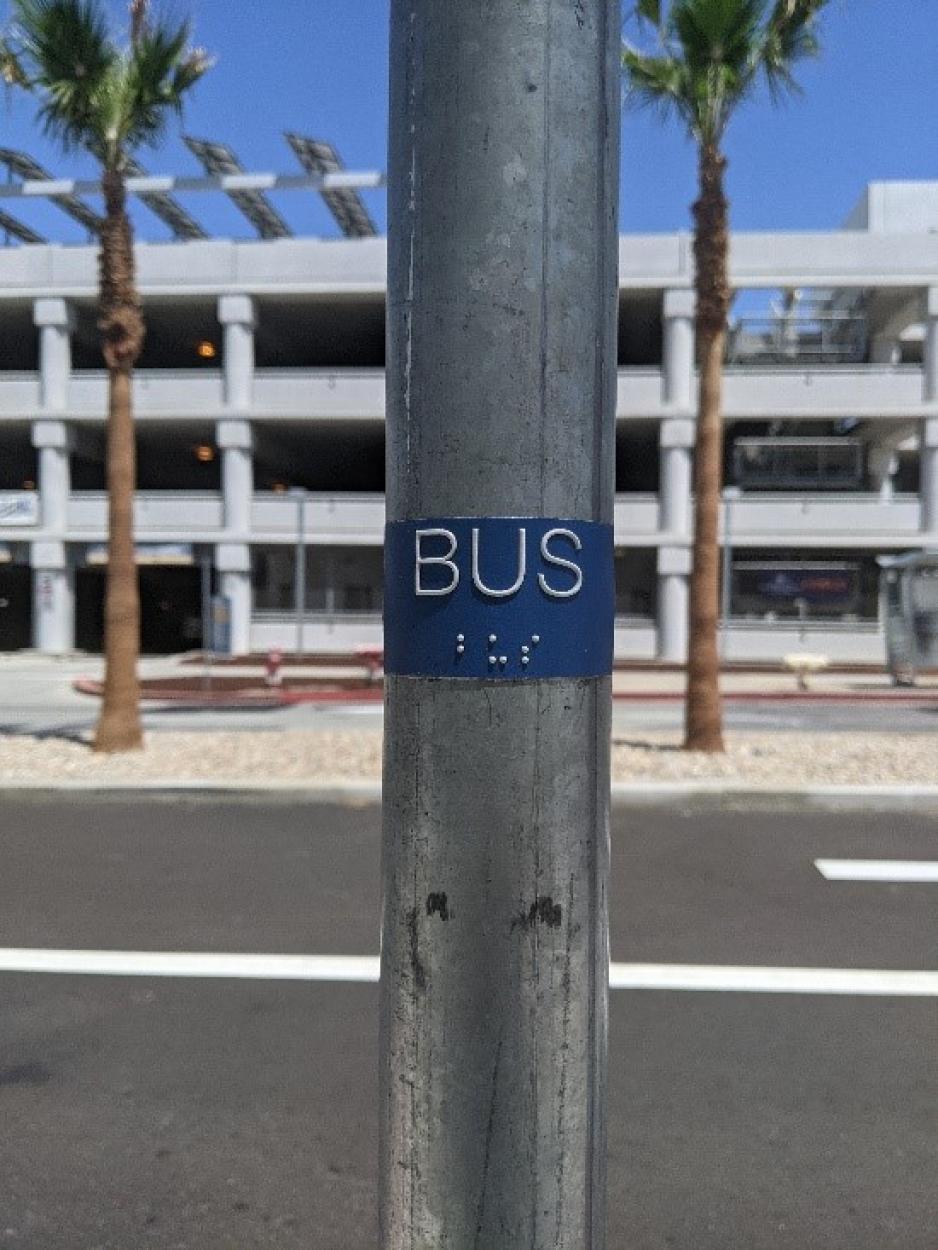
2, 192, 938, 660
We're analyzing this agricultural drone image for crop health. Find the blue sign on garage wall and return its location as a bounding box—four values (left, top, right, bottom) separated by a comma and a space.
384, 517, 614, 679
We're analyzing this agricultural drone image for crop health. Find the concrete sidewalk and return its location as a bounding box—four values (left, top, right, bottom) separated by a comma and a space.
2, 652, 936, 717
32, 651, 938, 704
609, 666, 938, 701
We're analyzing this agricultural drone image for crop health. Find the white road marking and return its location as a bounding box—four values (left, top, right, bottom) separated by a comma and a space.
815, 859, 938, 883
0, 949, 937, 996
0, 950, 379, 982
608, 964, 938, 996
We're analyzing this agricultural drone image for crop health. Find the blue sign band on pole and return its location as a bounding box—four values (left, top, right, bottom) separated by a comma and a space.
384, 517, 614, 679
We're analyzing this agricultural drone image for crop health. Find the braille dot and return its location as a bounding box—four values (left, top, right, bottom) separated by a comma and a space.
456, 634, 465, 643
531, 635, 540, 644
499, 656, 507, 665
488, 634, 497, 645
456, 645, 465, 655
521, 656, 530, 666
488, 656, 497, 666
521, 645, 530, 655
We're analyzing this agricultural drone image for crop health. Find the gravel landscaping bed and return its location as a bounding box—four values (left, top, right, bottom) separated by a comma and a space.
0, 730, 934, 787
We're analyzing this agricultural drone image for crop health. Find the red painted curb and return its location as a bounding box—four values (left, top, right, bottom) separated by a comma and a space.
73, 678, 284, 709
280, 688, 385, 704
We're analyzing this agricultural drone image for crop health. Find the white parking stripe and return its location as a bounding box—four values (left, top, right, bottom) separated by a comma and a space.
608, 964, 938, 996
1, 949, 937, 996
815, 859, 938, 883
0, 950, 379, 981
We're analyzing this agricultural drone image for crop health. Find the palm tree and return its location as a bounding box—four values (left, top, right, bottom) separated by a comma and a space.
10, 0, 210, 752
623, 0, 830, 751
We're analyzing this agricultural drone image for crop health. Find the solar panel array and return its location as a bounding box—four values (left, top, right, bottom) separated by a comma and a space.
0, 206, 44, 245
286, 133, 378, 238
0, 148, 103, 236
120, 155, 209, 241
183, 136, 292, 240
0, 135, 383, 244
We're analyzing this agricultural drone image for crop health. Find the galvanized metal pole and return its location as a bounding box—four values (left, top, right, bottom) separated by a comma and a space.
381, 3, 620, 1247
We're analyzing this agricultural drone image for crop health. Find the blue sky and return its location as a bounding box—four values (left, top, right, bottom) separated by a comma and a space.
1, 0, 936, 243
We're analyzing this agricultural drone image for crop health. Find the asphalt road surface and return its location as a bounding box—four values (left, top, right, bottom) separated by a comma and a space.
1, 794, 937, 1248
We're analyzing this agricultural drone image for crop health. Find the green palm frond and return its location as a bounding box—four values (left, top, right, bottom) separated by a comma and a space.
13, 0, 115, 151
122, 19, 208, 148
622, 46, 691, 128
622, 0, 831, 144
10, 0, 210, 166
672, 0, 766, 80
761, 0, 824, 101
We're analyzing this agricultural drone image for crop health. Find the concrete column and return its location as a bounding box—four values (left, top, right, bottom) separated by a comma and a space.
33, 297, 74, 413
31, 540, 74, 653
922, 419, 938, 535
922, 289, 938, 534
216, 298, 256, 652
658, 292, 696, 664
218, 294, 256, 413
31, 419, 73, 536
32, 298, 76, 555
215, 542, 251, 656
657, 544, 691, 663
662, 287, 696, 411
659, 417, 694, 538
216, 418, 254, 536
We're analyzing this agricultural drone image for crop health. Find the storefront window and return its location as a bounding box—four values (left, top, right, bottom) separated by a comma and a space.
615, 548, 657, 619
730, 552, 880, 620
251, 545, 383, 613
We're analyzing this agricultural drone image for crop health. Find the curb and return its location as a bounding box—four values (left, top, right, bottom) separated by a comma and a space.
0, 780, 384, 805
73, 678, 287, 710
71, 677, 938, 709
2, 780, 938, 809
611, 690, 938, 704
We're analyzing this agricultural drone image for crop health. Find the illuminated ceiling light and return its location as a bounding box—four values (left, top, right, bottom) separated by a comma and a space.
196, 340, 217, 360
194, 443, 216, 463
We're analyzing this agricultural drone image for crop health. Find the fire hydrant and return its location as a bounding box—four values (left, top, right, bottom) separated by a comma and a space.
264, 647, 284, 688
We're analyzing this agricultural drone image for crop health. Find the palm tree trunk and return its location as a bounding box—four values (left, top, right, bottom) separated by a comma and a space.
684, 142, 730, 753
93, 165, 145, 753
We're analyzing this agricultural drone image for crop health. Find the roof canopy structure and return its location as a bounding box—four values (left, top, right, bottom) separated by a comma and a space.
286, 134, 378, 239
0, 135, 384, 244
183, 136, 291, 240
0, 148, 103, 237
120, 154, 209, 241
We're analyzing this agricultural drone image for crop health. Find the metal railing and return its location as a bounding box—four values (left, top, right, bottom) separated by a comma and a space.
727, 312, 867, 366
733, 437, 863, 490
